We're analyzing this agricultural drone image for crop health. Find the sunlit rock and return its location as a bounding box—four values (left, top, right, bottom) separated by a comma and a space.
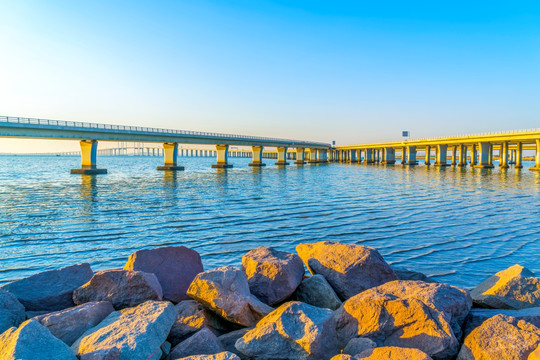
168, 327, 224, 359
530, 345, 540, 360
35, 301, 114, 346
357, 347, 434, 360
174, 352, 241, 360
72, 300, 176, 360
457, 314, 540, 360
296, 241, 397, 300
295, 274, 342, 310
235, 301, 339, 360
343, 338, 376, 356
0, 288, 25, 334
124, 246, 204, 303
187, 266, 273, 327
73, 269, 163, 310
462, 307, 540, 337
0, 320, 77, 360
241, 246, 304, 306
332, 280, 470, 360
1, 263, 93, 311
329, 355, 353, 360
471, 264, 540, 309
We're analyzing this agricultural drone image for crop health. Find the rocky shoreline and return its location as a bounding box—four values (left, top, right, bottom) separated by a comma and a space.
0, 241, 539, 359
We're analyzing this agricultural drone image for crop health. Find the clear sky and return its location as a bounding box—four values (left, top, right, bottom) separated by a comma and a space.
0, 0, 539, 152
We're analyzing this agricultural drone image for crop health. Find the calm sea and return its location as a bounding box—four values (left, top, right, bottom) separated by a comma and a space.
1, 155, 539, 289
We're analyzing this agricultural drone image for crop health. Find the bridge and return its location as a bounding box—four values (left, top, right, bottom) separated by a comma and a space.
0, 116, 330, 174
333, 129, 540, 171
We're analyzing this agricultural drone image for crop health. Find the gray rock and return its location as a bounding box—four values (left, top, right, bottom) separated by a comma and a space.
295, 275, 342, 310
457, 314, 540, 360
0, 288, 25, 333
393, 268, 435, 283
343, 338, 376, 356
463, 307, 540, 337
168, 327, 224, 359
235, 301, 339, 360
124, 246, 204, 303
72, 300, 177, 360
357, 347, 434, 360
80, 348, 121, 360
0, 320, 77, 359
174, 353, 241, 360
187, 266, 273, 327
218, 329, 250, 359
1, 263, 93, 311
471, 264, 540, 309
242, 246, 304, 306
35, 301, 114, 346
161, 341, 172, 358
296, 241, 397, 300
73, 269, 163, 310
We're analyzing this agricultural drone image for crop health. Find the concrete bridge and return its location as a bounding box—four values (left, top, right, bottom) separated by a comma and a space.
333, 129, 540, 171
0, 116, 330, 174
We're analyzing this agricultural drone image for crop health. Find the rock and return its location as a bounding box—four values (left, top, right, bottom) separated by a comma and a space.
235, 301, 339, 360
393, 268, 435, 283
73, 269, 163, 310
463, 307, 540, 337
457, 314, 540, 360
218, 329, 250, 359
1, 263, 93, 311
124, 246, 204, 303
470, 264, 540, 310
357, 347, 434, 360
72, 300, 177, 360
241, 246, 304, 305
296, 241, 397, 300
169, 300, 229, 346
332, 280, 471, 360
343, 338, 376, 356
35, 301, 114, 346
530, 345, 540, 360
187, 266, 273, 327
329, 356, 354, 360
168, 327, 224, 359
0, 288, 25, 333
0, 320, 77, 360
174, 353, 241, 360
80, 348, 121, 360
161, 342, 172, 357
295, 274, 342, 310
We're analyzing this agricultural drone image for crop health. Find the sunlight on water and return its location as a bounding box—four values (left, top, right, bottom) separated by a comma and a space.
0, 155, 539, 288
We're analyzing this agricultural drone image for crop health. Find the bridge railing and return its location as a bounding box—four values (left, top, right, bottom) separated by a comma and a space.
0, 116, 330, 147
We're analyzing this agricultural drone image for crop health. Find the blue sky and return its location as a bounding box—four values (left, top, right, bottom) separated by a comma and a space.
0, 1, 539, 152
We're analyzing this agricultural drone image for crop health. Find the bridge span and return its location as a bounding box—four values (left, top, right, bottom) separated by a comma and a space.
0, 116, 330, 174
333, 129, 540, 171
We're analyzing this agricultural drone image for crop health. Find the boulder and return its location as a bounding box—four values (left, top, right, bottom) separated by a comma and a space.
218, 329, 250, 359
470, 264, 540, 310
241, 246, 304, 305
73, 269, 163, 310
457, 314, 540, 360
343, 338, 376, 356
332, 280, 471, 360
357, 347, 434, 360
169, 300, 229, 346
235, 301, 339, 360
168, 327, 224, 359
296, 241, 397, 300
530, 345, 540, 360
463, 307, 540, 337
0, 288, 25, 333
175, 353, 241, 360
187, 266, 273, 327
393, 268, 435, 283
0, 320, 77, 360
35, 301, 114, 346
80, 349, 120, 360
295, 274, 342, 310
124, 246, 204, 303
72, 300, 177, 360
329, 356, 354, 360
1, 263, 93, 311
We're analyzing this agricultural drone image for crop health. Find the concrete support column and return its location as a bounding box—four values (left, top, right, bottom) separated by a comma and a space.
382, 147, 396, 164
499, 142, 509, 168
470, 144, 477, 166
212, 144, 233, 168
157, 142, 184, 171
474, 142, 494, 168
458, 144, 467, 166
530, 139, 540, 171
308, 148, 319, 163
249, 146, 266, 167
406, 146, 418, 165
451, 146, 457, 165
295, 148, 305, 164
275, 147, 289, 165
435, 144, 449, 166
425, 146, 431, 165
71, 140, 107, 174
488, 143, 494, 167
350, 149, 357, 163
516, 142, 523, 168
401, 147, 407, 165
365, 148, 374, 164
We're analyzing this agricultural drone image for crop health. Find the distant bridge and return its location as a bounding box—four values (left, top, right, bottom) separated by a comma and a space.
0, 116, 330, 174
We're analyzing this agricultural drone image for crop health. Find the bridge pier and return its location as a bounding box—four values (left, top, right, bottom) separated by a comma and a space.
474, 142, 494, 168
458, 144, 467, 166
434, 144, 450, 166
249, 146, 265, 167
529, 139, 540, 171
212, 144, 233, 168
157, 142, 184, 170
401, 147, 407, 165
348, 149, 357, 163
308, 148, 319, 163
451, 145, 457, 165
275, 147, 289, 165
515, 142, 523, 168
365, 148, 374, 164
499, 141, 509, 168
295, 148, 305, 164
382, 147, 395, 164
406, 146, 418, 165
424, 145, 431, 165
71, 140, 107, 174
